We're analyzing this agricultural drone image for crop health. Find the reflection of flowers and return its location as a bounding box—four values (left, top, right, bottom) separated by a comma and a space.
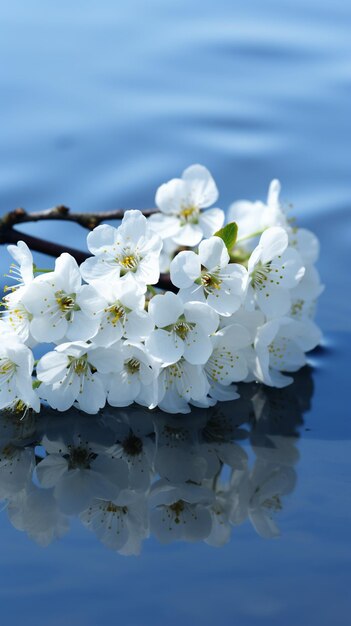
36, 432, 129, 514
81, 492, 149, 555
150, 481, 214, 544
0, 371, 313, 552
8, 483, 69, 547
230, 436, 297, 538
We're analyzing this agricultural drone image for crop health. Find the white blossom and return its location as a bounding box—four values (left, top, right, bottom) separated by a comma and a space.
146, 292, 218, 365
21, 253, 101, 343
0, 324, 39, 412
170, 236, 248, 316
80, 210, 162, 289
205, 323, 252, 399
252, 317, 320, 388
90, 276, 153, 346
227, 179, 289, 248
1, 287, 36, 345
36, 341, 124, 413
149, 164, 224, 247
106, 343, 158, 410
156, 358, 210, 414
247, 227, 305, 318
5, 240, 34, 291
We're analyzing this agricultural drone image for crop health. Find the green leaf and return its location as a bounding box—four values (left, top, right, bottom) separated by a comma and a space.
214, 222, 238, 252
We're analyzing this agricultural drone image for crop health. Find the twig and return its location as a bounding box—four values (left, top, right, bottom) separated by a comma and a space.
0, 205, 158, 231
3, 228, 91, 264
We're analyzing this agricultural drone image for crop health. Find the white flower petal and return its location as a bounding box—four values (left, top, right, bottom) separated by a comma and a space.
256, 284, 291, 318
125, 310, 154, 341
36, 351, 69, 384
86, 224, 117, 255
183, 301, 219, 335
170, 251, 201, 288
76, 375, 106, 413
290, 228, 320, 265
267, 179, 281, 207
198, 237, 229, 269
88, 346, 123, 374
108, 373, 140, 407
259, 227, 288, 264
148, 292, 183, 328
155, 178, 187, 215
147, 213, 180, 238
182, 164, 219, 207
172, 223, 203, 247
183, 328, 213, 364
55, 253, 82, 292
80, 256, 120, 284
145, 329, 183, 365
199, 208, 225, 238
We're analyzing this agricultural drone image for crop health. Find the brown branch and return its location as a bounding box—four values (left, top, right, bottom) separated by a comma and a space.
0, 205, 158, 231
3, 228, 91, 264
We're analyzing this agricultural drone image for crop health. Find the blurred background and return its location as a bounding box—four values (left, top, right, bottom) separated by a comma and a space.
0, 2, 351, 625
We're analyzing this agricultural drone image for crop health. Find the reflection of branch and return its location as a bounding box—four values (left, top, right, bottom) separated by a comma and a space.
0, 206, 175, 291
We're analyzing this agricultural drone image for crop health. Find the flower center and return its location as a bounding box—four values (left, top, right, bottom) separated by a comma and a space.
122, 433, 143, 456
67, 355, 89, 376
173, 320, 194, 340
117, 251, 140, 274
262, 494, 282, 512
125, 357, 141, 375
1, 443, 16, 460
67, 446, 96, 469
179, 205, 199, 224
55, 291, 80, 321
121, 255, 137, 269
250, 262, 272, 291
12, 399, 30, 417
169, 499, 185, 523
55, 291, 77, 312
0, 358, 16, 381
107, 303, 125, 326
200, 271, 222, 294
106, 502, 128, 514
202, 416, 229, 443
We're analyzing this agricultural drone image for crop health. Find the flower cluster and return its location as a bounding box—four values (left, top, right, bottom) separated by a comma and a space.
0, 372, 309, 553
0, 165, 323, 415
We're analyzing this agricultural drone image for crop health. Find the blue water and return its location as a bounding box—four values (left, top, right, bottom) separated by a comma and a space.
0, 1, 351, 624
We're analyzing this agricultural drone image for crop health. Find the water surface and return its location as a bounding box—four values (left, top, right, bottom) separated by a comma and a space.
0, 1, 350, 624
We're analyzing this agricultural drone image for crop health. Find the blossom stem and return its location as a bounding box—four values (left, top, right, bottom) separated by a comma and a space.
236, 229, 265, 243
147, 285, 157, 296
33, 266, 53, 274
